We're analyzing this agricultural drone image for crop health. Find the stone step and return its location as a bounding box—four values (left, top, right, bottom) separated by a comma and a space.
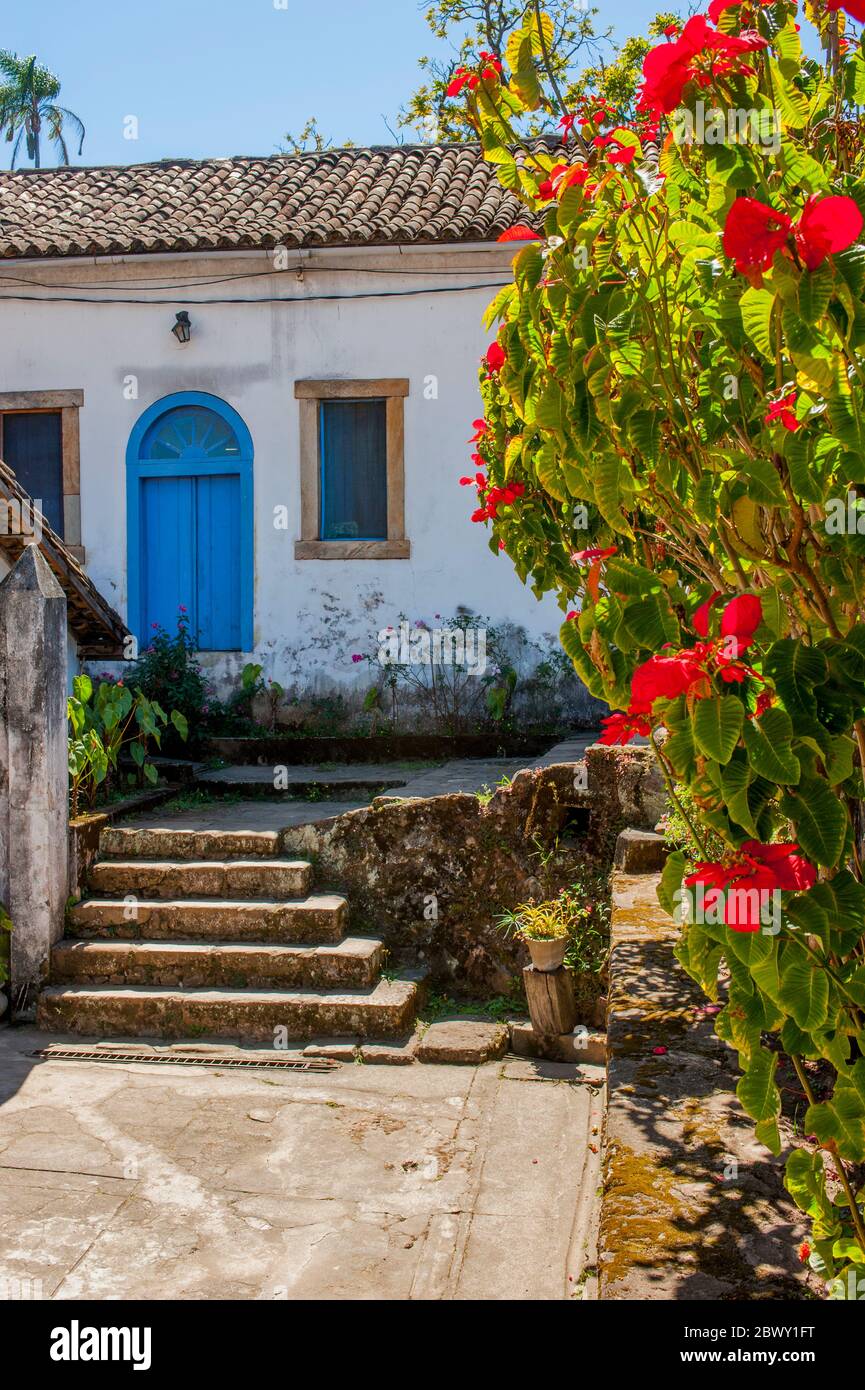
67, 895, 348, 944
36, 978, 418, 1041
50, 936, 384, 991
88, 858, 312, 901
99, 828, 282, 861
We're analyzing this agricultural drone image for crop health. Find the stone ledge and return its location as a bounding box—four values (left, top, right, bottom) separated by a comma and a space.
599, 871, 811, 1301
414, 1019, 508, 1065
613, 827, 670, 874
509, 1019, 606, 1066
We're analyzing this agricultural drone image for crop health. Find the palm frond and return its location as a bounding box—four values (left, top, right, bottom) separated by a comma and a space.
10, 124, 25, 168
53, 104, 85, 155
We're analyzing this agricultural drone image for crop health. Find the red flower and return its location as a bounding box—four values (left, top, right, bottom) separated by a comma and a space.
794, 194, 863, 272
752, 689, 774, 719
707, 0, 759, 19
566, 610, 579, 621
826, 0, 865, 20
607, 144, 637, 166
693, 591, 722, 637
447, 67, 474, 97
485, 341, 506, 372
497, 225, 542, 242
479, 51, 503, 74
631, 651, 710, 708
468, 419, 488, 442
765, 391, 800, 432
724, 195, 863, 276
559, 165, 592, 197
538, 165, 565, 200
598, 710, 652, 745
720, 593, 762, 653
685, 842, 816, 931
446, 57, 501, 97
638, 15, 766, 117
798, 1242, 812, 1263
572, 545, 617, 564
723, 197, 791, 273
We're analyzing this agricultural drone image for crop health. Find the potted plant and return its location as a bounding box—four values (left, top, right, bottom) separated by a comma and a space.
497, 901, 570, 973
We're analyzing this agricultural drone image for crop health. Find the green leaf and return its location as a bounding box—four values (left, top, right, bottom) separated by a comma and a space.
737, 1045, 781, 1127
657, 849, 686, 919
675, 924, 723, 998
805, 1061, 865, 1161
778, 942, 830, 1030
143, 762, 158, 786
769, 57, 809, 127
721, 755, 758, 834
780, 777, 848, 867
797, 263, 833, 325
620, 592, 679, 651
740, 286, 775, 358
764, 640, 829, 729
592, 455, 634, 537
742, 706, 801, 784
72, 673, 93, 704
692, 695, 744, 765
171, 710, 189, 742
785, 1147, 835, 1221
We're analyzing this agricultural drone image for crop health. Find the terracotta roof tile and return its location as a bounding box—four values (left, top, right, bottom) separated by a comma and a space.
0, 143, 553, 260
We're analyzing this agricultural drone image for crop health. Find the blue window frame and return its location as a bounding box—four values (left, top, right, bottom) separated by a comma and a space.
319, 398, 388, 541
126, 392, 253, 652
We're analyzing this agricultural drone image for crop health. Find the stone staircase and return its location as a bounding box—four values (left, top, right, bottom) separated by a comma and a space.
37, 827, 420, 1043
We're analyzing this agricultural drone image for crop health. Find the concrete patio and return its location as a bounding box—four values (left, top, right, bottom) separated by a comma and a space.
0, 1026, 603, 1301
121, 735, 598, 833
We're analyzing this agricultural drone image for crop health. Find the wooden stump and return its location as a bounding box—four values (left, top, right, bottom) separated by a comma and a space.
523, 964, 578, 1038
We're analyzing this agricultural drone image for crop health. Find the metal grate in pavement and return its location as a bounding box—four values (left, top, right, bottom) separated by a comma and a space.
32, 1046, 341, 1072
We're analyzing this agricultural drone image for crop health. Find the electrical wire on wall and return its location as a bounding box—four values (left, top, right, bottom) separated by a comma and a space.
0, 280, 513, 307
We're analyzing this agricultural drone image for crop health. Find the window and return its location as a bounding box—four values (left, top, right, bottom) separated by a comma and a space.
1, 412, 63, 535
320, 399, 387, 540
295, 379, 410, 559
0, 390, 84, 554
126, 392, 254, 652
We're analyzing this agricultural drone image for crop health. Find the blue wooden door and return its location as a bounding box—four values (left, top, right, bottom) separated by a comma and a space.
129, 394, 253, 653
140, 473, 241, 650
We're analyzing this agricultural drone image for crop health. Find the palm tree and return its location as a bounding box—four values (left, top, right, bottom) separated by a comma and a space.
0, 51, 84, 168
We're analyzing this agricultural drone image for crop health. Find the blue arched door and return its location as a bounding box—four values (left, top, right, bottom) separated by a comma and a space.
127, 393, 253, 651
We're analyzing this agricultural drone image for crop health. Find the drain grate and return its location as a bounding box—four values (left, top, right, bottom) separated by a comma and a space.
32, 1046, 342, 1072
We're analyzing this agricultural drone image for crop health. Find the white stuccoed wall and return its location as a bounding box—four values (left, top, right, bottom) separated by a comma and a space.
0, 243, 567, 693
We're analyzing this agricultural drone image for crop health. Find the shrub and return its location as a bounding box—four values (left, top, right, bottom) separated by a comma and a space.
125, 612, 211, 749
457, 1, 865, 1293
67, 674, 187, 816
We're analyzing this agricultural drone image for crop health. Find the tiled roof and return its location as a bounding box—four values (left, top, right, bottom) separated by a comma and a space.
0, 463, 129, 656
0, 144, 550, 260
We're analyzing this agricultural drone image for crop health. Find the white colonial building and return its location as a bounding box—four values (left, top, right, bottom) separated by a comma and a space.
0, 144, 565, 696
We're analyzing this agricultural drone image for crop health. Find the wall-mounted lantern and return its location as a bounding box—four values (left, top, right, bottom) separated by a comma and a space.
171, 311, 192, 344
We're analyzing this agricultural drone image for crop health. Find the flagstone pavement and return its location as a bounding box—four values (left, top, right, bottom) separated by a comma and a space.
0, 1028, 603, 1301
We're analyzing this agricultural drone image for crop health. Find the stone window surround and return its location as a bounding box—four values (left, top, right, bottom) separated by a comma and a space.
294, 379, 410, 560
0, 389, 84, 560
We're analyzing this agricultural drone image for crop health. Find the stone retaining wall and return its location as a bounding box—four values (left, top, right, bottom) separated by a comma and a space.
282, 748, 664, 995
599, 866, 812, 1299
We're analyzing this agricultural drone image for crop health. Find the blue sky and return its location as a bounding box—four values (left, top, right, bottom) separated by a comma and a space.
0, 0, 670, 169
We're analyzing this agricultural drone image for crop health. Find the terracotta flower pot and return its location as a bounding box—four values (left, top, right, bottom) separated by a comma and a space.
526, 936, 568, 973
